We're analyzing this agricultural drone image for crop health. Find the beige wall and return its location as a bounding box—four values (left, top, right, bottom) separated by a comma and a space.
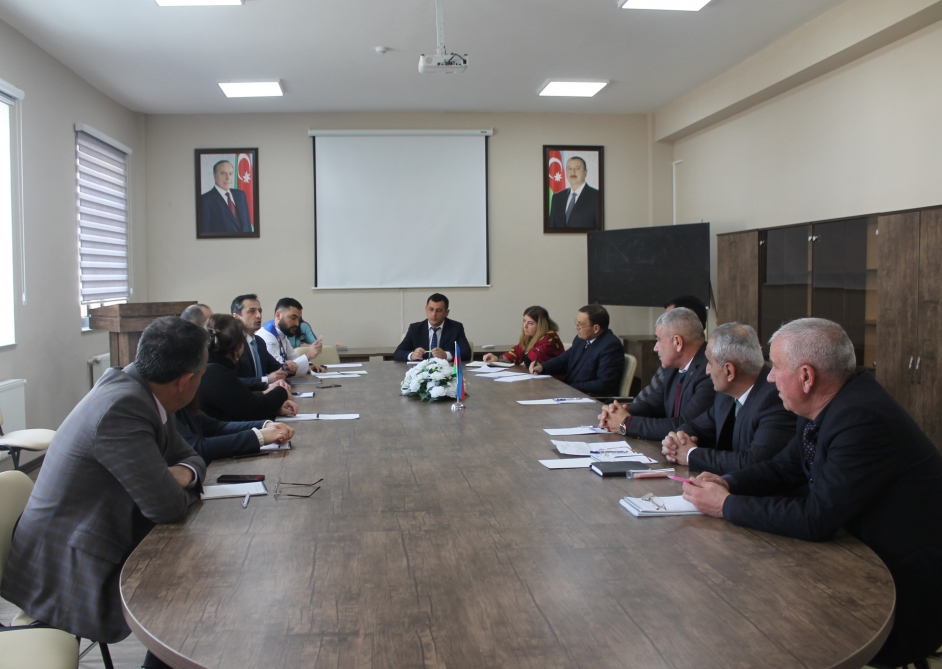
673, 21, 942, 308
0, 19, 146, 444
145, 111, 658, 350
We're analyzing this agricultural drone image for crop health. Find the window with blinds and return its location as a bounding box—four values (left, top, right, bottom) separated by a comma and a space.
76, 131, 128, 321
0, 97, 14, 346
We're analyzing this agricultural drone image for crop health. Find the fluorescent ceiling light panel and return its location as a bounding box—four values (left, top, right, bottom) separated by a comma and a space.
155, 0, 243, 6
539, 81, 608, 97
619, 0, 711, 10
218, 81, 283, 98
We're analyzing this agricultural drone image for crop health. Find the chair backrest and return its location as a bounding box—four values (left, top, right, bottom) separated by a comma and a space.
463, 341, 474, 359
619, 354, 638, 398
0, 470, 33, 584
312, 345, 341, 366
294, 345, 309, 359
563, 342, 572, 351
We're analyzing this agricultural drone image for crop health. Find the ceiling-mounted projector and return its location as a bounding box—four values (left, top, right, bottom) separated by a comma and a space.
418, 0, 467, 74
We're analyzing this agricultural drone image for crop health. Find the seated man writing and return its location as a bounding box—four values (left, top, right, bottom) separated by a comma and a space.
530, 304, 624, 396
661, 322, 795, 475
394, 293, 472, 362
682, 318, 942, 668
231, 293, 288, 390
257, 297, 326, 375
599, 307, 715, 440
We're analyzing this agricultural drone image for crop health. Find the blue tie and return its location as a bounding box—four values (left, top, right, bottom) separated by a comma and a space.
430, 327, 440, 350
250, 338, 263, 376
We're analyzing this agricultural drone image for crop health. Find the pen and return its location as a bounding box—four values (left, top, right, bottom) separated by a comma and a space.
242, 492, 251, 508
668, 475, 695, 484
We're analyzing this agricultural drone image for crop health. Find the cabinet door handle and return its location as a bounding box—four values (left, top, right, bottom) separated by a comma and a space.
909, 356, 914, 369
916, 356, 922, 370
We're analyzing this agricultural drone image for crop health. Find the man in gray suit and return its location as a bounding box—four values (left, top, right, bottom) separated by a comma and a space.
1, 317, 208, 657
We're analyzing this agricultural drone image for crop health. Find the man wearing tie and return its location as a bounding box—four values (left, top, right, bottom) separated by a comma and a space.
548, 156, 601, 230
661, 322, 795, 474
394, 293, 472, 362
530, 304, 624, 396
599, 307, 715, 440
200, 160, 252, 235
231, 294, 287, 390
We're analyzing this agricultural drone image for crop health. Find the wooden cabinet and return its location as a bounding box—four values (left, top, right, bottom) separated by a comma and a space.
878, 207, 942, 446
716, 230, 760, 331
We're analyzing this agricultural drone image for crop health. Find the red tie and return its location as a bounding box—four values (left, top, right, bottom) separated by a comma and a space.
672, 372, 686, 418
227, 192, 239, 221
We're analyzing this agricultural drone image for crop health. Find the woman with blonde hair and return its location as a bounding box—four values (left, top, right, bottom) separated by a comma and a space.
484, 306, 564, 367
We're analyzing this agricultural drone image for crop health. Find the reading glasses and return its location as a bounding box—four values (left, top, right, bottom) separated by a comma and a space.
274, 476, 323, 498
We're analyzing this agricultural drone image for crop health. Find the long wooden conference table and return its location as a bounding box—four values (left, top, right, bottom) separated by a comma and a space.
121, 361, 895, 668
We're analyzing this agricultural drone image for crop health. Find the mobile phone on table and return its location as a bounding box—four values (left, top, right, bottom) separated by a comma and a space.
216, 474, 265, 483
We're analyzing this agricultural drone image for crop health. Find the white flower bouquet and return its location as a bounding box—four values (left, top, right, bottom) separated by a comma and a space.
401, 358, 458, 401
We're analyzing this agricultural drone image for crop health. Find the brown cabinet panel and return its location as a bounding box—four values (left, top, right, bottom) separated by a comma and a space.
877, 212, 919, 420
917, 207, 942, 447
716, 230, 759, 330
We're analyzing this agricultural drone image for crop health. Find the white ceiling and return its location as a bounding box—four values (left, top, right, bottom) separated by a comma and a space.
0, 0, 847, 115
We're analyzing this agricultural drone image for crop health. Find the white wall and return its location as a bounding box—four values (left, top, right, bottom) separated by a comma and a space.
673, 20, 942, 303
144, 111, 660, 349
0, 18, 146, 446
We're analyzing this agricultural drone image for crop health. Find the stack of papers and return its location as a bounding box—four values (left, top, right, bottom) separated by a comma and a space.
323, 363, 362, 368
261, 440, 291, 452
281, 413, 360, 422
619, 495, 702, 517
314, 371, 367, 378
467, 361, 514, 369
495, 374, 551, 383
294, 392, 315, 398
543, 426, 609, 436
201, 481, 268, 500
518, 398, 596, 405
474, 370, 525, 378
538, 458, 593, 469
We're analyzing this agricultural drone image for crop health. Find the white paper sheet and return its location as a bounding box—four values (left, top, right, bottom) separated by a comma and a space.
474, 370, 524, 378
538, 458, 594, 470
280, 413, 360, 422
517, 398, 597, 405
260, 440, 291, 452
543, 426, 609, 436
314, 372, 366, 379
201, 481, 268, 500
592, 453, 658, 464
619, 495, 702, 517
324, 363, 362, 368
294, 392, 315, 398
551, 440, 635, 457
495, 374, 553, 383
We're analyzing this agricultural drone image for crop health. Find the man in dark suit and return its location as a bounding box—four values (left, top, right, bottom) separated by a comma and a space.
531, 304, 624, 396
394, 293, 472, 362
230, 293, 287, 390
599, 307, 716, 441
0, 317, 208, 668
661, 322, 796, 475
548, 156, 601, 230
200, 159, 252, 235
683, 318, 942, 667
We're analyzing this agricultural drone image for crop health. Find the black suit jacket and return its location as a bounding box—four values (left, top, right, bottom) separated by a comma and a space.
625, 342, 715, 441
548, 185, 600, 229
723, 372, 942, 666
394, 318, 472, 362
539, 329, 624, 396
199, 353, 289, 422
174, 409, 265, 465
235, 334, 283, 390
200, 187, 251, 234
678, 365, 796, 475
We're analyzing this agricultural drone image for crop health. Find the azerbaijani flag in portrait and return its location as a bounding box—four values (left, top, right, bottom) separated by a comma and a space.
237, 152, 255, 231
547, 149, 566, 210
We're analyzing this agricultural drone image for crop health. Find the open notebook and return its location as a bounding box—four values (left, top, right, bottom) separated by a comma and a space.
619, 495, 702, 517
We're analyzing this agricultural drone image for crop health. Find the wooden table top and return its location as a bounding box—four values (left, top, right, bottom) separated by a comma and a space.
338, 346, 517, 362
121, 362, 894, 669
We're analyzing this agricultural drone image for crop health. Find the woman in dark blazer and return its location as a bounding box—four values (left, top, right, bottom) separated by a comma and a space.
199, 314, 298, 422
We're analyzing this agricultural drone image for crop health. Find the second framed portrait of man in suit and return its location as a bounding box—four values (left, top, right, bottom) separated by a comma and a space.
195, 148, 260, 239
543, 145, 604, 233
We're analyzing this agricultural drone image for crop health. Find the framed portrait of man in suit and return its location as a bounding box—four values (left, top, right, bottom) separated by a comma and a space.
195, 148, 260, 239
543, 145, 604, 234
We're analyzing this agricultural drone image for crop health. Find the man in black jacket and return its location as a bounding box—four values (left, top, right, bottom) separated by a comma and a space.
394, 293, 472, 362
599, 307, 715, 441
683, 318, 942, 667
661, 322, 795, 474
174, 403, 294, 464
231, 293, 288, 390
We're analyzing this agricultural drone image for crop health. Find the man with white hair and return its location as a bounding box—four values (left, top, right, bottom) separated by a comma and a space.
599, 307, 715, 441
683, 318, 942, 667
661, 322, 795, 474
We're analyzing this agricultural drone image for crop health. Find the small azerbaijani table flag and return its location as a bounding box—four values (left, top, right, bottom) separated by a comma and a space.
455, 342, 465, 401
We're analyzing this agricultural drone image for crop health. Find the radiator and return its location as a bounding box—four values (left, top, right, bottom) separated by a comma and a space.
88, 352, 111, 389
0, 378, 27, 433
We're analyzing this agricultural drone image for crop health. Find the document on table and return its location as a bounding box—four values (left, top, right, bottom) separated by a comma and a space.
261, 440, 291, 452
474, 370, 525, 378
280, 413, 360, 421
314, 372, 365, 379
591, 452, 658, 464
323, 363, 362, 368
619, 495, 702, 517
517, 398, 597, 405
551, 440, 639, 457
467, 361, 514, 368
495, 374, 552, 383
538, 458, 594, 470
543, 426, 609, 436
201, 481, 268, 500
294, 392, 315, 398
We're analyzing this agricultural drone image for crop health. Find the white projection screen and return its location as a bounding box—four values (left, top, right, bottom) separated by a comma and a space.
312, 131, 489, 289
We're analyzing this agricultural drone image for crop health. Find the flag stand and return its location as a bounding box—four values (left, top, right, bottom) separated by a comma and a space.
451, 341, 466, 411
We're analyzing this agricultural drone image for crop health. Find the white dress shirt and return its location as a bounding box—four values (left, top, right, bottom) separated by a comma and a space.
152, 394, 198, 488
419, 321, 453, 362
257, 325, 310, 375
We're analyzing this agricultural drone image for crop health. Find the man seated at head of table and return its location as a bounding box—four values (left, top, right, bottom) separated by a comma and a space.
660, 322, 796, 475
180, 303, 213, 328
599, 307, 714, 440
231, 293, 288, 391
394, 293, 472, 362
257, 297, 327, 375
682, 318, 942, 668
0, 317, 207, 669
483, 305, 564, 368
174, 395, 294, 465
529, 304, 624, 396
199, 314, 299, 422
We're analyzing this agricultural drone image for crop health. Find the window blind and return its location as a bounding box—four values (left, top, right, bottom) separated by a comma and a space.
76, 131, 128, 304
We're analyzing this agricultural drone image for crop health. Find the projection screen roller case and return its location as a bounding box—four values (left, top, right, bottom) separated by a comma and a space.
313, 131, 489, 289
